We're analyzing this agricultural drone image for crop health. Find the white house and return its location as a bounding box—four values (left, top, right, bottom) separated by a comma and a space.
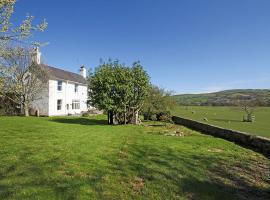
30, 48, 88, 116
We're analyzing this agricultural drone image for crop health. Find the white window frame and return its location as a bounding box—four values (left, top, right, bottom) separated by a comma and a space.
72, 100, 80, 110
57, 80, 63, 91
57, 99, 62, 110
75, 84, 79, 93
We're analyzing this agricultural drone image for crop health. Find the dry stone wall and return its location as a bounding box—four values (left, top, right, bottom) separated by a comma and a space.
172, 116, 270, 158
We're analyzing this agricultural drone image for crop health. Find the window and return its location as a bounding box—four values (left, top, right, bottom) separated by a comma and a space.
57, 80, 62, 91
72, 100, 80, 110
75, 84, 78, 93
57, 99, 62, 110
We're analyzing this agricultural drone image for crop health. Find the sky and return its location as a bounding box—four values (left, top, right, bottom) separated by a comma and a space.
13, 0, 270, 94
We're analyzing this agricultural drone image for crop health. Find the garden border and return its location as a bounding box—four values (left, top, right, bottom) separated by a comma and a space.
172, 116, 270, 158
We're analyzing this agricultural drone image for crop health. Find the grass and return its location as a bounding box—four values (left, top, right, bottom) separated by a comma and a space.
171, 106, 270, 138
0, 115, 269, 199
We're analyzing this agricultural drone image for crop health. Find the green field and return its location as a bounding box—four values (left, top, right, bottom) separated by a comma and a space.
171, 106, 270, 138
0, 116, 269, 199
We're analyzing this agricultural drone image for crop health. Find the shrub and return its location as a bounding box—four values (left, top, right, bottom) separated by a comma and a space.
156, 111, 171, 121
82, 112, 91, 117
143, 113, 156, 120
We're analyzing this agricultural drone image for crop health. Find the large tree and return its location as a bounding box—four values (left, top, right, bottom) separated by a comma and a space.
0, 0, 48, 116
88, 60, 150, 124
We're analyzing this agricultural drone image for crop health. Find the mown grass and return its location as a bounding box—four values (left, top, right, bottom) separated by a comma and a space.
172, 106, 270, 138
0, 115, 269, 199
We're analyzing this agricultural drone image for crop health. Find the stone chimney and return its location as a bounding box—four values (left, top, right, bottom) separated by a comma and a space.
32, 47, 41, 64
80, 65, 87, 78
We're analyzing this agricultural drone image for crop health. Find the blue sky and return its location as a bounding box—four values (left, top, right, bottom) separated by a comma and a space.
14, 0, 270, 94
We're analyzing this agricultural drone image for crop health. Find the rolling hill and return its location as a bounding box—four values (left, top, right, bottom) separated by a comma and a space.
174, 89, 270, 106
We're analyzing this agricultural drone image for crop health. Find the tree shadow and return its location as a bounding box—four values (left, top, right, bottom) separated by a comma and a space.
147, 124, 166, 127
50, 117, 108, 126
107, 142, 270, 200
211, 118, 243, 123
0, 140, 269, 199
1, 124, 269, 199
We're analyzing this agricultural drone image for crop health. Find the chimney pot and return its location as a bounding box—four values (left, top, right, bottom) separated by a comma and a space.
32, 47, 41, 64
80, 65, 87, 78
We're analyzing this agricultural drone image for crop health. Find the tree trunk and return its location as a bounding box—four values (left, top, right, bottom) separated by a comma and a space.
131, 109, 139, 125
24, 105, 29, 117
110, 111, 114, 124
134, 110, 139, 124
147, 108, 151, 120
108, 110, 114, 125
124, 105, 127, 125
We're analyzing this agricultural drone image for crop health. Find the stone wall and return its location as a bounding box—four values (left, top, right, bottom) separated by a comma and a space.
172, 116, 270, 158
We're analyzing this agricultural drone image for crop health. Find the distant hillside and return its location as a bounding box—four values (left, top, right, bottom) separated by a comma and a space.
174, 89, 270, 106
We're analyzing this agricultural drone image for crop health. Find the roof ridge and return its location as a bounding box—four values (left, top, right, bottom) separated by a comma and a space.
40, 64, 87, 85
41, 64, 81, 76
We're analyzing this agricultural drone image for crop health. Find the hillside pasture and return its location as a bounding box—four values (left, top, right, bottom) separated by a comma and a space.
0, 116, 269, 199
172, 106, 270, 138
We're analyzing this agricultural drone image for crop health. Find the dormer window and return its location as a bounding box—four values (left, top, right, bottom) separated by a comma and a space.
57, 80, 62, 91
75, 84, 78, 93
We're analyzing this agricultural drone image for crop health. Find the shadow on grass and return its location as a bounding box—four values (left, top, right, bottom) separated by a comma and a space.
147, 124, 166, 127
0, 134, 269, 199
50, 117, 108, 126
108, 142, 270, 200
211, 118, 243, 123
0, 142, 269, 199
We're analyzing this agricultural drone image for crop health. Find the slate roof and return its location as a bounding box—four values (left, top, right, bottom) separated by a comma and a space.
41, 64, 87, 85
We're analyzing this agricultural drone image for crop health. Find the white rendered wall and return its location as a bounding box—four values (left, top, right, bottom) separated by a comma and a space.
48, 80, 88, 116
30, 86, 49, 116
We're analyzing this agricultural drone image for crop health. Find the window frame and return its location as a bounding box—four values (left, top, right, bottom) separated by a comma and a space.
57, 80, 63, 91
72, 100, 80, 110
57, 99, 62, 110
74, 84, 79, 93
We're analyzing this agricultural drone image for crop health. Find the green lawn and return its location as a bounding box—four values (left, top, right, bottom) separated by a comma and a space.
172, 106, 270, 138
0, 116, 269, 199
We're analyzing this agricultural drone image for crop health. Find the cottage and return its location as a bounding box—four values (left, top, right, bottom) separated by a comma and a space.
30, 48, 88, 116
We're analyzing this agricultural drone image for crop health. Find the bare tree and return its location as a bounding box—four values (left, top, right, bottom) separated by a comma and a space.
0, 47, 48, 116
234, 100, 256, 123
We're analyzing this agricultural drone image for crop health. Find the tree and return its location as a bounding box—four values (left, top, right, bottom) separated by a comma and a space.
233, 99, 256, 122
128, 62, 151, 124
0, 0, 48, 116
88, 60, 150, 125
242, 105, 255, 122
0, 47, 49, 116
142, 85, 176, 120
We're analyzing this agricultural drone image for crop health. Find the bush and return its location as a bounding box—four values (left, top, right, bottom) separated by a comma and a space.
143, 111, 172, 122
157, 111, 173, 125
82, 112, 91, 117
156, 111, 171, 121
0, 96, 21, 116
143, 113, 154, 120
